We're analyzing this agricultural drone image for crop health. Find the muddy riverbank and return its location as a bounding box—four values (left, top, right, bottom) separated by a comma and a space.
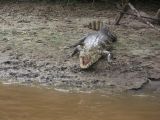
0, 2, 160, 93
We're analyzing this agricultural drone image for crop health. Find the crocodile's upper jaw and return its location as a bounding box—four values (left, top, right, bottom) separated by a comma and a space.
79, 51, 102, 69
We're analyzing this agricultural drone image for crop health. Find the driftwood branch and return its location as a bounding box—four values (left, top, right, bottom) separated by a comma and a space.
115, 2, 160, 31
128, 3, 141, 17
92, 0, 95, 7
117, 10, 160, 22
128, 2, 157, 29
115, 3, 129, 25
67, 0, 70, 6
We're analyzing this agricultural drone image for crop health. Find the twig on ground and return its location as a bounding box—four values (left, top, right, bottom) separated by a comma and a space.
115, 3, 129, 25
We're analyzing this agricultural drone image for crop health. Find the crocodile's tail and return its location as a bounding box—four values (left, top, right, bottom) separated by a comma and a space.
84, 20, 117, 42
84, 20, 105, 31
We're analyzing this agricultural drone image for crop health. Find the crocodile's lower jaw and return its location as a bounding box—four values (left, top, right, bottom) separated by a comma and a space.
79, 54, 102, 69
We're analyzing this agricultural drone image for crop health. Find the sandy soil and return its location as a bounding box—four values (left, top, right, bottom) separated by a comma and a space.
0, 2, 159, 93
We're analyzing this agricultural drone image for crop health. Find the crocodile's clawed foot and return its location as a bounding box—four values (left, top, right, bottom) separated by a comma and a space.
107, 53, 112, 63
100, 50, 113, 63
106, 54, 114, 68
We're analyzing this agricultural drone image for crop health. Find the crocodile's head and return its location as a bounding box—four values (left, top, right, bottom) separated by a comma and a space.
79, 49, 102, 69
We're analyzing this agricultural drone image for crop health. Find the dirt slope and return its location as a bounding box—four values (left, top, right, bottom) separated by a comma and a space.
0, 2, 159, 93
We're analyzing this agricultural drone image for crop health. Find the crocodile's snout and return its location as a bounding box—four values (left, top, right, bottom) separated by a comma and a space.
79, 50, 102, 69
80, 55, 91, 69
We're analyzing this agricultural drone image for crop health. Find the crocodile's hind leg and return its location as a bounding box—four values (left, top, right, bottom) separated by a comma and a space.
71, 45, 83, 57
69, 36, 86, 48
63, 36, 86, 50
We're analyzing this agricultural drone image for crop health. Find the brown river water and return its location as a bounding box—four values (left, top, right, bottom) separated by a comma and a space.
0, 85, 160, 120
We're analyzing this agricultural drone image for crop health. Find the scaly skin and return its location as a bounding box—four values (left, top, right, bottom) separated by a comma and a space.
71, 26, 117, 69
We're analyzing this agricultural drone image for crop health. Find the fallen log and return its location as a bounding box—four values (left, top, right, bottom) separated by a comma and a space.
128, 3, 157, 29
117, 10, 160, 22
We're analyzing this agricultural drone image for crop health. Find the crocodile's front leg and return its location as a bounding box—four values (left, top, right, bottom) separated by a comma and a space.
100, 50, 112, 62
71, 45, 83, 57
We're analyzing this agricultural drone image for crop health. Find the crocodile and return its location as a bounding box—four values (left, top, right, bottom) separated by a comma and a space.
71, 26, 117, 69
83, 20, 105, 31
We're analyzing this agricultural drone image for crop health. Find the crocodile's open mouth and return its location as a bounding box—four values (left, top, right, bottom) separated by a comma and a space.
79, 51, 102, 69
80, 56, 91, 69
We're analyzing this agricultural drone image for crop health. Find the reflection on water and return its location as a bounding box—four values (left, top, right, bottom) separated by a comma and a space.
0, 85, 160, 120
